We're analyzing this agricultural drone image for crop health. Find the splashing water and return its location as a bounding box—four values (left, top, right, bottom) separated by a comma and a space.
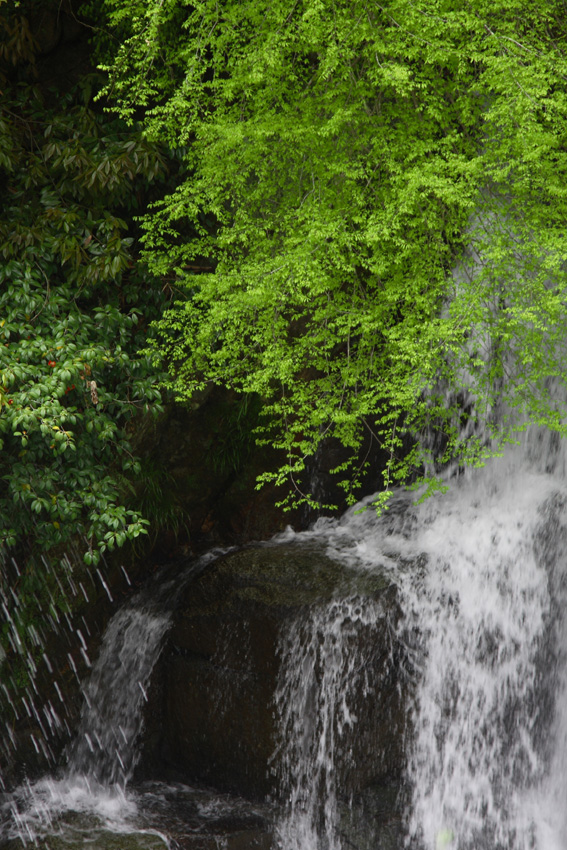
0, 593, 171, 845
400, 477, 556, 850
0, 552, 227, 846
294, 420, 567, 850
4, 412, 567, 850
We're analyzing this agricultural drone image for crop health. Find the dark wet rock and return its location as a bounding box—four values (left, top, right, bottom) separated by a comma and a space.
0, 831, 167, 850
338, 781, 406, 850
131, 781, 275, 850
171, 833, 272, 850
140, 542, 405, 801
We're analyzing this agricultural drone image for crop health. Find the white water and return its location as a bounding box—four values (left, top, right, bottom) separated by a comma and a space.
0, 595, 171, 845
66, 604, 171, 786
0, 553, 236, 847
4, 426, 567, 850
278, 421, 567, 850
398, 475, 555, 850
274, 597, 388, 850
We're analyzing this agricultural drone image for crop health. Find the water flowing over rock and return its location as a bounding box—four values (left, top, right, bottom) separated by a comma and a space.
304, 424, 567, 849
65, 605, 171, 786
144, 543, 404, 807
6, 404, 567, 850
273, 597, 397, 850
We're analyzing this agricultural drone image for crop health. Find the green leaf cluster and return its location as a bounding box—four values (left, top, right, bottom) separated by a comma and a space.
102, 0, 567, 508
0, 4, 166, 562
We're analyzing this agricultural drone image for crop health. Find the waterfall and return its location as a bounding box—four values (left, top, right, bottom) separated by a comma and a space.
63, 552, 224, 790
396, 430, 567, 850
273, 597, 389, 850
400, 478, 556, 849
0, 593, 171, 845
303, 418, 567, 850
4, 417, 567, 850
65, 602, 171, 786
0, 553, 218, 847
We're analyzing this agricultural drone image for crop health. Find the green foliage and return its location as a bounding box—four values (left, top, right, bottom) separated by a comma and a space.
102, 0, 567, 508
0, 4, 167, 562
205, 394, 262, 477
131, 454, 190, 549
0, 551, 73, 695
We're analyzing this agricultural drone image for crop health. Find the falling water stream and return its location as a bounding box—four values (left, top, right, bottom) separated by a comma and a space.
0, 581, 173, 848
273, 597, 390, 850
3, 420, 567, 849
312, 421, 567, 850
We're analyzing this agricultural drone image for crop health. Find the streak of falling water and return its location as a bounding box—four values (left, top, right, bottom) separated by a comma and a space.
399, 478, 556, 850
0, 554, 217, 845
273, 597, 389, 850
300, 416, 567, 850
64, 602, 171, 786
5, 409, 567, 850
0, 548, 101, 788
66, 552, 220, 790
0, 595, 171, 845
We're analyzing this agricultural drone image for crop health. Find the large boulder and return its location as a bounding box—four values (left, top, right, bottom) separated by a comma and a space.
141, 541, 405, 801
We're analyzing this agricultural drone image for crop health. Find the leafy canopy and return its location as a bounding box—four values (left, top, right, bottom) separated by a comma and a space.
102, 0, 567, 508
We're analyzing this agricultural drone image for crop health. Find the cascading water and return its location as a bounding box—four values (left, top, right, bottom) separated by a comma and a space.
0, 551, 228, 842
397, 474, 556, 850
302, 415, 567, 850
4, 411, 567, 850
273, 597, 389, 850
65, 603, 171, 786
0, 588, 172, 846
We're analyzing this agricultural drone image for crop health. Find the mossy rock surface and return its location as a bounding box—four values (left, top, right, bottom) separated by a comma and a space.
175, 541, 394, 612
